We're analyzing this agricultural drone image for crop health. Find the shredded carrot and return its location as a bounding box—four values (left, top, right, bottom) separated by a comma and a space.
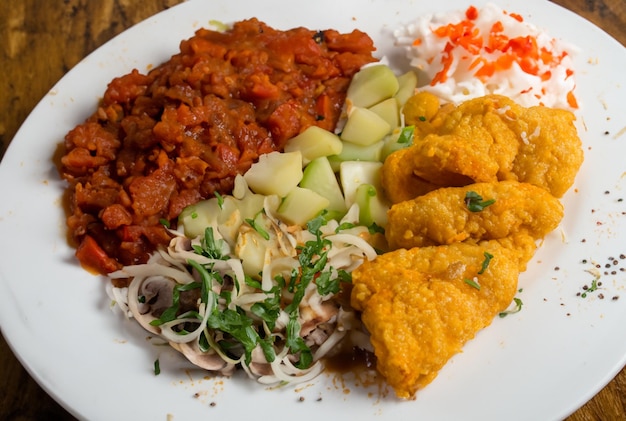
421, 4, 577, 108
431, 42, 455, 84
567, 90, 579, 108
465, 5, 479, 20
413, 38, 422, 46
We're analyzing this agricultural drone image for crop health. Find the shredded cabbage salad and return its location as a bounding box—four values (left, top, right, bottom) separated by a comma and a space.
394, 3, 579, 110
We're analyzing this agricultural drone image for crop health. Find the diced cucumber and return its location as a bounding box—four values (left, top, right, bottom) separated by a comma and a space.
394, 70, 418, 107
284, 126, 343, 165
236, 212, 271, 277
243, 151, 303, 197
300, 156, 347, 218
346, 64, 400, 108
354, 183, 389, 227
381, 125, 414, 160
340, 106, 391, 146
332, 140, 384, 163
327, 155, 342, 173
178, 198, 221, 239
369, 97, 400, 131
339, 160, 383, 208
277, 187, 330, 226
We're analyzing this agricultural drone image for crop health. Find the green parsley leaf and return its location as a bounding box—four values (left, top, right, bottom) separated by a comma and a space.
335, 222, 356, 232
192, 227, 226, 260
397, 125, 415, 145
245, 217, 270, 241
286, 312, 312, 369
464, 278, 481, 290
580, 277, 600, 298
478, 252, 494, 274
499, 297, 524, 318
154, 358, 161, 375
368, 222, 385, 235
464, 191, 496, 212
315, 270, 339, 296
250, 286, 281, 331
215, 191, 224, 209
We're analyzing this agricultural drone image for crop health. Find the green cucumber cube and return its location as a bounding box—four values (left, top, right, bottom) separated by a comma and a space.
284, 126, 343, 165
340, 106, 391, 146
277, 187, 330, 226
346, 64, 400, 108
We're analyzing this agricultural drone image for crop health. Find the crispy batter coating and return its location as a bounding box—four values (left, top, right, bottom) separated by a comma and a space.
380, 147, 438, 204
397, 94, 583, 197
351, 239, 525, 399
385, 181, 563, 250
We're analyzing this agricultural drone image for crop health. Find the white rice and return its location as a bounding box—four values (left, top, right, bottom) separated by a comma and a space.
394, 3, 579, 110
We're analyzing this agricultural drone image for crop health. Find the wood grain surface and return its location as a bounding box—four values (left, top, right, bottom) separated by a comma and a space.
0, 1, 624, 420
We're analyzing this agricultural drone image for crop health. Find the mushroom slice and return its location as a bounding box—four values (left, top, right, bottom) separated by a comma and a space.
170, 341, 235, 375
127, 275, 177, 335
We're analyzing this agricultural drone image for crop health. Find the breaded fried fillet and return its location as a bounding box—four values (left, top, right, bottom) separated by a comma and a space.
399, 94, 583, 197
385, 181, 563, 250
351, 240, 525, 399
380, 147, 438, 203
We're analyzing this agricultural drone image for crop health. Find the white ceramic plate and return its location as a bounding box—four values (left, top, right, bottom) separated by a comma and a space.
1, 0, 625, 420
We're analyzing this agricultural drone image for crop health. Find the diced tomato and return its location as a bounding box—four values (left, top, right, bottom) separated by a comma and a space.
75, 235, 122, 274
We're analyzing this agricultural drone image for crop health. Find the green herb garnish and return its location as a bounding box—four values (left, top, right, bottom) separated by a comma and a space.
580, 277, 600, 298
464, 278, 481, 290
499, 297, 524, 318
335, 222, 356, 232
478, 252, 494, 274
215, 191, 224, 209
465, 191, 495, 212
246, 216, 270, 241
154, 358, 161, 375
192, 227, 226, 260
397, 125, 415, 145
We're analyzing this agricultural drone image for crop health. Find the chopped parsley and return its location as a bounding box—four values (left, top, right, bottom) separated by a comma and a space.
478, 252, 494, 274
246, 215, 270, 240
215, 191, 224, 209
499, 297, 524, 318
464, 191, 495, 212
192, 227, 227, 260
464, 277, 481, 290
397, 125, 415, 145
580, 277, 600, 298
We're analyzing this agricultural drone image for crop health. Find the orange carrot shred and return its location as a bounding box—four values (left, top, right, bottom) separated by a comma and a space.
567, 90, 579, 108
466, 5, 479, 20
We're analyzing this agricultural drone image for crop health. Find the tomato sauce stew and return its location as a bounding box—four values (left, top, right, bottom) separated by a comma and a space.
58, 18, 377, 278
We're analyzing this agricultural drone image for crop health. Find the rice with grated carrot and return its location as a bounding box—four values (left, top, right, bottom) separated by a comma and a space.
394, 3, 579, 110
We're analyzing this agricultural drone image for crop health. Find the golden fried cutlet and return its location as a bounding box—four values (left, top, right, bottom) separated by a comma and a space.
399, 94, 583, 197
385, 181, 563, 250
380, 147, 439, 203
351, 239, 525, 399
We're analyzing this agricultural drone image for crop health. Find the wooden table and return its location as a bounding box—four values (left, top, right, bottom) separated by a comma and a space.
0, 1, 624, 419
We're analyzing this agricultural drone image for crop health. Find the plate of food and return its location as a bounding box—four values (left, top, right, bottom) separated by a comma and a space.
1, 0, 625, 420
